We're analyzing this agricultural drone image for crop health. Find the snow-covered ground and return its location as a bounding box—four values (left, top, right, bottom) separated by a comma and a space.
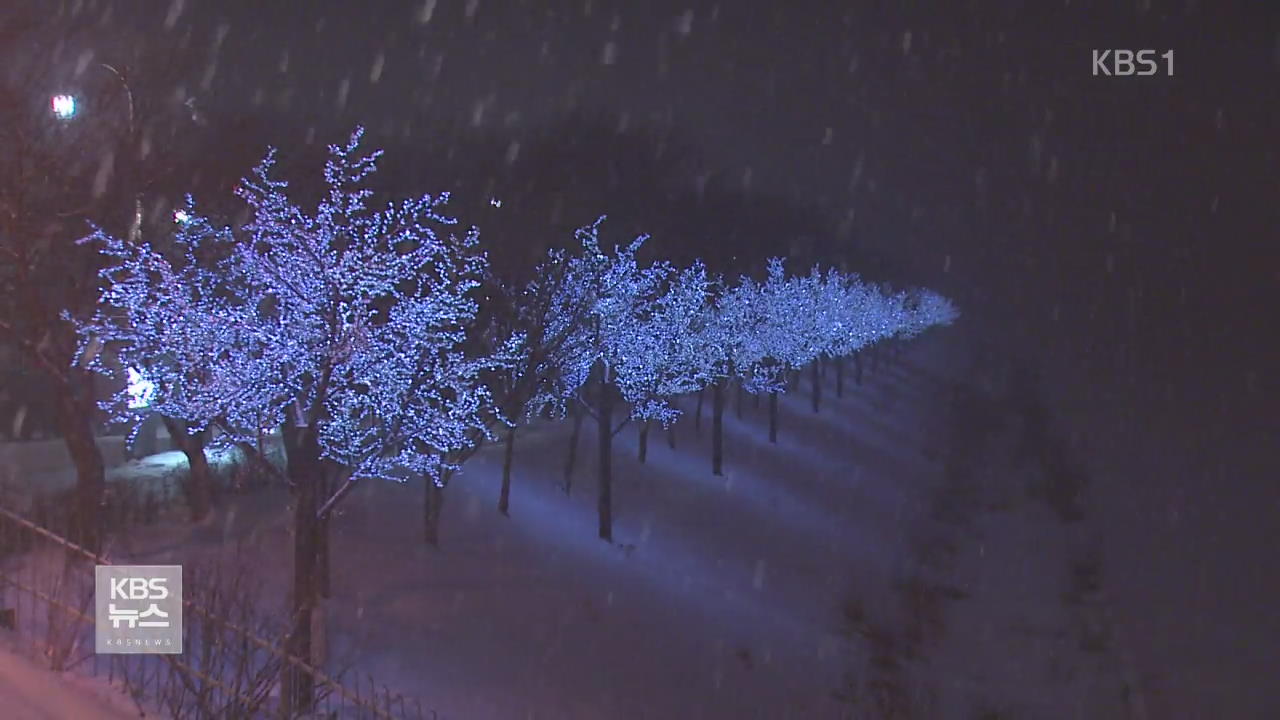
0, 431, 181, 502
0, 311, 1254, 719
0, 637, 145, 719
28, 326, 1136, 720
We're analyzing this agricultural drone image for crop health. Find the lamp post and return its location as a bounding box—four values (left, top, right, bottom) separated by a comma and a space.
96, 62, 135, 136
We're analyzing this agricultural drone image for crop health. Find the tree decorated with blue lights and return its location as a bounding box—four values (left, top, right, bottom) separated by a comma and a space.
713, 259, 958, 445
77, 128, 510, 711
825, 275, 887, 396
807, 268, 899, 411
744, 258, 812, 442
611, 259, 718, 423
618, 259, 721, 465
897, 287, 961, 339
539, 219, 723, 541
452, 246, 607, 523
779, 265, 838, 413
695, 260, 906, 472
557, 219, 660, 541
691, 269, 781, 475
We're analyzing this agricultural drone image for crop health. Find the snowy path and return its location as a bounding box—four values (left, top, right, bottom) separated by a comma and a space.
0, 642, 144, 719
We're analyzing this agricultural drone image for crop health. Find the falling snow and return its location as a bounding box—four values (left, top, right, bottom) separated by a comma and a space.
0, 3, 1273, 719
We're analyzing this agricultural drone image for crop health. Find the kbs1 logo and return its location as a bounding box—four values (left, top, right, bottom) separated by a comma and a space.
95, 565, 183, 654
1092, 49, 1174, 76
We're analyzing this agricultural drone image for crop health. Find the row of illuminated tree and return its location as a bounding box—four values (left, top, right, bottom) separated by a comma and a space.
74, 129, 956, 711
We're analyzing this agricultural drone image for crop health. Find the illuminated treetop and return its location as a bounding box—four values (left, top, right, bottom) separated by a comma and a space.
77, 128, 512, 488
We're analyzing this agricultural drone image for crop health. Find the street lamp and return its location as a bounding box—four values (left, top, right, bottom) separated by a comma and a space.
125, 367, 155, 409
49, 64, 134, 127
50, 93, 77, 120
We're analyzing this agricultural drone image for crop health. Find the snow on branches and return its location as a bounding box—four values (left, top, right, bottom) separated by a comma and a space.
538, 230, 959, 425
527, 218, 726, 427
612, 259, 718, 424
714, 258, 958, 385
77, 127, 511, 486
896, 288, 960, 339
76, 122, 957, 495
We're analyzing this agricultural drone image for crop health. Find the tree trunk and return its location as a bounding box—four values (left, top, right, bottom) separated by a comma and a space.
638, 421, 649, 464
667, 402, 677, 450
284, 429, 321, 715
316, 467, 334, 600
811, 361, 821, 413
183, 436, 213, 522
317, 510, 331, 599
872, 344, 880, 373
694, 389, 704, 435
735, 382, 743, 419
854, 350, 864, 386
424, 480, 445, 546
162, 418, 212, 523
712, 379, 726, 476
55, 383, 105, 552
597, 373, 614, 543
311, 594, 329, 673
499, 425, 516, 516
564, 404, 584, 495
768, 391, 779, 444
835, 356, 844, 398
754, 392, 761, 410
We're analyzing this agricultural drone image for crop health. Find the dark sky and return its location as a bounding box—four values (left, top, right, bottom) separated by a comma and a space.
77, 0, 1269, 359
9, 0, 1280, 715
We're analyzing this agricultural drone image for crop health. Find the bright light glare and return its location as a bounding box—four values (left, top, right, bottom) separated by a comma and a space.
51, 94, 77, 119
173, 209, 192, 224
126, 367, 155, 409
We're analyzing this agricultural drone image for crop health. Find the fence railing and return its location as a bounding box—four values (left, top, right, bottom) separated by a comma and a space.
0, 503, 434, 719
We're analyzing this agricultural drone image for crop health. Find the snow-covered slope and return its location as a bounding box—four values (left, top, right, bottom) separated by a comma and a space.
0, 639, 145, 719
67, 327, 1141, 718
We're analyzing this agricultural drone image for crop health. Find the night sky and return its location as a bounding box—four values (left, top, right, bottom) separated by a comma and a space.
26, 1, 1270, 380
5, 0, 1279, 716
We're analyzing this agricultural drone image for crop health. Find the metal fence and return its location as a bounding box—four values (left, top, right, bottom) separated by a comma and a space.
0, 504, 434, 719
